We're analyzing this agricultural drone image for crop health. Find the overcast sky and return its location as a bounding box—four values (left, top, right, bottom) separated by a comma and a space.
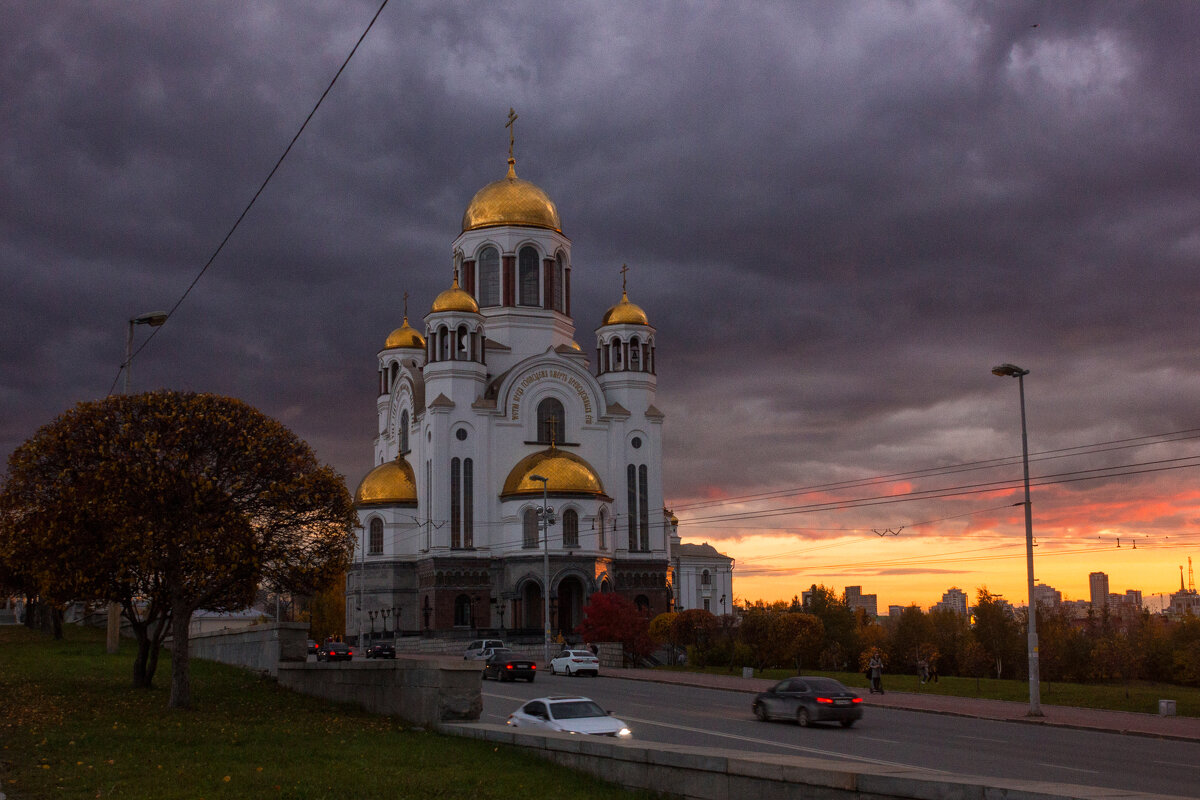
4, 1, 1199, 608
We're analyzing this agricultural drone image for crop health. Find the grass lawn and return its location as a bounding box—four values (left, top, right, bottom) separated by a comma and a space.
0, 625, 659, 800
665, 664, 1200, 716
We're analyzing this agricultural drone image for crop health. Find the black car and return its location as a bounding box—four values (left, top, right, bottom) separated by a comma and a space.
365, 643, 395, 659
316, 642, 353, 662
481, 648, 537, 682
752, 677, 863, 728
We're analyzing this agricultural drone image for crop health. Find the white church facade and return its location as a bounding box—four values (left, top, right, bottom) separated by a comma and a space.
347, 130, 674, 640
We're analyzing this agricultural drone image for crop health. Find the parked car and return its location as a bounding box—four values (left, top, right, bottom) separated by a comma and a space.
481, 648, 537, 682
316, 642, 353, 662
550, 649, 600, 677
506, 696, 631, 737
365, 643, 395, 659
463, 639, 506, 660
751, 677, 863, 728
306, 639, 318, 655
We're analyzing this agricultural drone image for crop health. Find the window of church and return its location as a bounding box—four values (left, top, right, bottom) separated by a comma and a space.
369, 517, 383, 555
523, 508, 538, 548
463, 458, 473, 548
450, 458, 461, 548
400, 410, 409, 453
454, 594, 471, 627
701, 569, 711, 586
478, 246, 500, 306
554, 253, 566, 312
639, 465, 650, 552
518, 246, 540, 306
626, 465, 638, 551
597, 508, 607, 550
537, 397, 565, 444
563, 509, 578, 549
630, 336, 641, 371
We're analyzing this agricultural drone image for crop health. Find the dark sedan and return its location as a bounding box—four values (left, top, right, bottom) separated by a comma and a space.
316, 642, 353, 662
365, 643, 395, 659
481, 648, 537, 682
752, 676, 863, 727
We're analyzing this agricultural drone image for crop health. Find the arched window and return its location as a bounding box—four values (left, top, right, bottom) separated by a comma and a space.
478, 246, 500, 306
638, 465, 650, 552
454, 594, 472, 627
369, 518, 383, 555
463, 458, 473, 548
627, 465, 638, 551
399, 409, 409, 453
456, 325, 470, 360
523, 508, 539, 548
518, 246, 540, 306
554, 253, 566, 312
701, 569, 711, 586
629, 336, 641, 371
537, 397, 565, 444
562, 509, 579, 548
597, 508, 607, 550
450, 458, 461, 548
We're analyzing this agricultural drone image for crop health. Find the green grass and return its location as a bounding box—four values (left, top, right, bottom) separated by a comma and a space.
663, 664, 1200, 716
0, 625, 660, 800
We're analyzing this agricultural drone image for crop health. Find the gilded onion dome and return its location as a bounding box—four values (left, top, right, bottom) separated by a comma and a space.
501, 446, 608, 498
384, 316, 425, 349
430, 274, 480, 314
354, 457, 418, 506
462, 158, 562, 233
601, 290, 649, 326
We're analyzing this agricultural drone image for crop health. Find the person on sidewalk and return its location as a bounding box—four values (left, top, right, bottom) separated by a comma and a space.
917, 657, 929, 684
928, 653, 939, 683
868, 651, 885, 694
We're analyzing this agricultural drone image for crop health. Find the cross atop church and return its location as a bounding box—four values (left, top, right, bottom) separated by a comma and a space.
506, 108, 518, 161
620, 263, 629, 293
403, 291, 408, 319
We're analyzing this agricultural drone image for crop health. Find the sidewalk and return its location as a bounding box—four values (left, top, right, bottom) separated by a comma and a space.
614, 667, 1200, 742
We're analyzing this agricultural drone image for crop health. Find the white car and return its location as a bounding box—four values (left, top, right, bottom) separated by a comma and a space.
463, 639, 505, 660
506, 696, 631, 738
550, 649, 600, 676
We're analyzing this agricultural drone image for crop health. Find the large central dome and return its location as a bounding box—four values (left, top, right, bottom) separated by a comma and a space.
462, 158, 561, 233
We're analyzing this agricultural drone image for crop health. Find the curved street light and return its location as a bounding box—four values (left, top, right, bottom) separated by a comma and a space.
530, 474, 553, 668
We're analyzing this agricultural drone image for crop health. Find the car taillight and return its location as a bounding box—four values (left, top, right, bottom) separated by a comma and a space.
816, 697, 833, 704
505, 664, 512, 669
530, 664, 536, 669
348, 650, 354, 656
852, 697, 863, 704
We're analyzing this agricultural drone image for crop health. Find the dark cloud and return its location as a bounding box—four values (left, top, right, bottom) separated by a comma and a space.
3, 2, 1200, 600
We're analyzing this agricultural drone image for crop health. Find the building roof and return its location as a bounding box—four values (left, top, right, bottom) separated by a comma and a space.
678, 542, 732, 561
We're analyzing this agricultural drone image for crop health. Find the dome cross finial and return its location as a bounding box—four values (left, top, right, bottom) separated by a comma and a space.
620, 263, 629, 294
403, 291, 409, 321
506, 107, 519, 164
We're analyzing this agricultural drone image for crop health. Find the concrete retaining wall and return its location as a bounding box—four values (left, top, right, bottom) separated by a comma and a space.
277, 658, 482, 727
442, 723, 1179, 800
187, 621, 309, 676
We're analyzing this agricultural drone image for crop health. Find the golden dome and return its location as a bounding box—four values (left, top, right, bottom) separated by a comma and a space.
462, 159, 561, 233
384, 316, 425, 349
354, 457, 417, 506
501, 446, 608, 498
430, 275, 480, 314
601, 290, 649, 326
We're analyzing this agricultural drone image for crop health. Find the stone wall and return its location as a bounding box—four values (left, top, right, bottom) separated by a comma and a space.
277, 658, 482, 727
187, 621, 309, 676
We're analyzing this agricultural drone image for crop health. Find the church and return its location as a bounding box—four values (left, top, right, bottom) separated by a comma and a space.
347, 120, 674, 640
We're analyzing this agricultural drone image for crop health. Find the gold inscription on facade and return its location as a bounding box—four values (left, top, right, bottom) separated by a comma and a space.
511, 369, 593, 424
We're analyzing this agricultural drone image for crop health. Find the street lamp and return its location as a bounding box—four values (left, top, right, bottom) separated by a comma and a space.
107, 310, 168, 655
992, 362, 1042, 717
530, 473, 555, 668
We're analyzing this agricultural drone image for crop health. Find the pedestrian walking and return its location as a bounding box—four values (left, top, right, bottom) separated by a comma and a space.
868, 651, 885, 694
929, 654, 939, 683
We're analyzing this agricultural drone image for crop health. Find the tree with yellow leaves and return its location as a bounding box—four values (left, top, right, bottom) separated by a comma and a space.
0, 391, 356, 708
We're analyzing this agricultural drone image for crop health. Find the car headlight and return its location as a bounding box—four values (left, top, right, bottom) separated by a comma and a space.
617, 727, 632, 738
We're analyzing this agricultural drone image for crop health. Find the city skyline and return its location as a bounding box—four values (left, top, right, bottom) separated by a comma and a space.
3, 3, 1200, 611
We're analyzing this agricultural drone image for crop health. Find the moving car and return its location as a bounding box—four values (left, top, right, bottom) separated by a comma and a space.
463, 639, 506, 660
316, 642, 353, 662
365, 643, 395, 659
550, 649, 600, 676
751, 676, 863, 728
481, 648, 537, 682
506, 696, 631, 737
306, 639, 318, 655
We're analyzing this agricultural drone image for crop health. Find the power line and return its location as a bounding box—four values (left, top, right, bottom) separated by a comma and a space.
107, 0, 391, 396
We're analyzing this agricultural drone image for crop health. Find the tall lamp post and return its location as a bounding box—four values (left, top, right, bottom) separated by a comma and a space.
530, 474, 554, 668
109, 310, 168, 654
992, 362, 1042, 717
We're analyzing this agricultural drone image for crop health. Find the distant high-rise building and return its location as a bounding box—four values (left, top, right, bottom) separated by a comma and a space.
1032, 583, 1061, 607
1124, 590, 1142, 608
887, 604, 905, 618
843, 585, 878, 618
934, 587, 968, 616
1089, 572, 1109, 609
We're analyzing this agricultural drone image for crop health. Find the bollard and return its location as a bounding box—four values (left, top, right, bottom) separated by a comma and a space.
742, 666, 754, 679
1158, 699, 1176, 716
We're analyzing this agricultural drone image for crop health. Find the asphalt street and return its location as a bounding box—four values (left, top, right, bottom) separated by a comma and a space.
481, 671, 1200, 798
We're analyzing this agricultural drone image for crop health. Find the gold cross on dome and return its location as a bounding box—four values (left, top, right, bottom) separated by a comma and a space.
620, 263, 629, 293
403, 291, 408, 319
506, 108, 518, 160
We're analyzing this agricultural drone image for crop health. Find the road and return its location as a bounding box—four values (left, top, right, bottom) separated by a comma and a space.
481, 671, 1200, 798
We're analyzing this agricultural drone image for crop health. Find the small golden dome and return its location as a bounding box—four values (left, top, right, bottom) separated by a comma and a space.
601, 290, 649, 326
430, 275, 480, 314
354, 457, 418, 506
462, 159, 561, 233
501, 447, 608, 498
384, 316, 425, 349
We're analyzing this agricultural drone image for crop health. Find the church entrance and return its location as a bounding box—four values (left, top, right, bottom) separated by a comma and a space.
556, 576, 586, 635
520, 581, 543, 630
